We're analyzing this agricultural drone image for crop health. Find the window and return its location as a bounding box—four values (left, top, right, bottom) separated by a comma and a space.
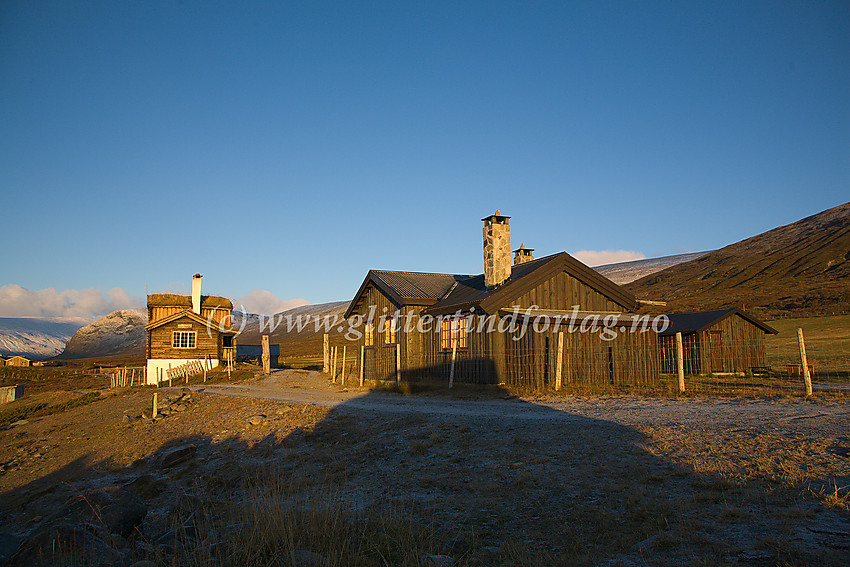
172, 331, 196, 349
384, 317, 397, 345
364, 322, 374, 347
440, 317, 468, 351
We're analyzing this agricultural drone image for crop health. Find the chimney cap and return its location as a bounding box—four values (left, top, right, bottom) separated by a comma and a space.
193, 273, 203, 279
481, 210, 511, 222
513, 243, 534, 253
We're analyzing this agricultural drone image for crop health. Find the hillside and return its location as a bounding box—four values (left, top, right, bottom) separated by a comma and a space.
626, 202, 850, 318
0, 317, 91, 359
237, 301, 351, 357
593, 252, 708, 285
59, 309, 147, 359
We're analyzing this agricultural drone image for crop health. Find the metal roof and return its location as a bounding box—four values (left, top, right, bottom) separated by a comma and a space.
370, 270, 471, 300
660, 308, 778, 335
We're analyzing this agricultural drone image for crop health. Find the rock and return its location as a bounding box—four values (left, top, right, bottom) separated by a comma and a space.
247, 415, 266, 426
46, 486, 147, 538
6, 522, 121, 567
122, 414, 132, 423
421, 554, 453, 567
289, 549, 327, 566
160, 444, 196, 468
443, 538, 469, 554
172, 404, 186, 412
0, 532, 23, 565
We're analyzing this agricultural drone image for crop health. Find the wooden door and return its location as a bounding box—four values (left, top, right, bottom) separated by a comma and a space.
709, 331, 723, 372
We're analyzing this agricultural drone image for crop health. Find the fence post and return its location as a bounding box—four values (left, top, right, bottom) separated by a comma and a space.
152, 392, 158, 419
449, 338, 457, 388
797, 328, 813, 397
675, 332, 685, 393
262, 335, 270, 375
359, 345, 365, 387
342, 345, 347, 386
555, 331, 564, 390
323, 334, 329, 374
168, 363, 172, 387
395, 343, 401, 385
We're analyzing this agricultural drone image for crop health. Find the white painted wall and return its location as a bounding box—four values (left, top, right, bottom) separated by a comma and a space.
146, 358, 220, 385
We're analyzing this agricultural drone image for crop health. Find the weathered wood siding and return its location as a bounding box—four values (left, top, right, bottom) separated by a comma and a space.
351, 283, 405, 382
660, 314, 768, 375
147, 315, 222, 360
511, 271, 628, 312
148, 306, 232, 327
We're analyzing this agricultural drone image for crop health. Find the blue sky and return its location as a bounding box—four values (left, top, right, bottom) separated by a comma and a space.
1, 1, 848, 316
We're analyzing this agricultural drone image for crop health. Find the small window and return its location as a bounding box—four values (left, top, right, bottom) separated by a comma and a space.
440, 317, 468, 351
172, 331, 197, 349
384, 317, 397, 345
364, 322, 374, 347
222, 336, 233, 348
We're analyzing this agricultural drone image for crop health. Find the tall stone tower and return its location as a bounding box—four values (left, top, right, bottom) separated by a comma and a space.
482, 210, 511, 288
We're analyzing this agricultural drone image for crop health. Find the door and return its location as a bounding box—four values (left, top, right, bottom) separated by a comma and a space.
709, 331, 723, 372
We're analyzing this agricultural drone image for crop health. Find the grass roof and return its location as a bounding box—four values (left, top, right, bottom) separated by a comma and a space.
147, 293, 232, 308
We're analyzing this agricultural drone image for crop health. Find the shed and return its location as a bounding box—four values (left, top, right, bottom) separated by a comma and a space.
236, 344, 280, 367
5, 356, 31, 367
659, 308, 778, 374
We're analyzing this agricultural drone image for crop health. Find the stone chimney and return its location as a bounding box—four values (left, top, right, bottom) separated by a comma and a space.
191, 274, 202, 314
482, 210, 511, 288
513, 243, 534, 265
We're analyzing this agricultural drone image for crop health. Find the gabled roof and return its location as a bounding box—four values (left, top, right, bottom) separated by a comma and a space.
346, 252, 639, 319
659, 308, 778, 336
425, 252, 639, 315
144, 309, 237, 334
344, 270, 473, 318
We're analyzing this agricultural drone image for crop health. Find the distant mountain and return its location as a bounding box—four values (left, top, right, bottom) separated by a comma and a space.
0, 317, 91, 359
237, 301, 350, 354
626, 202, 850, 318
59, 309, 147, 359
593, 252, 709, 285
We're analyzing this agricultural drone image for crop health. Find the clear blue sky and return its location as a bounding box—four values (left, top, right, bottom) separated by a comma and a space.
1, 1, 848, 315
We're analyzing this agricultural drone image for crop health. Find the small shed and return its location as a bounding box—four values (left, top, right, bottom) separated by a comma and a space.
660, 308, 777, 374
0, 357, 6, 366
5, 356, 31, 367
236, 344, 280, 367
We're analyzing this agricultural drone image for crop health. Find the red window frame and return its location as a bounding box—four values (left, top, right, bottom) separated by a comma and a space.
440, 317, 468, 352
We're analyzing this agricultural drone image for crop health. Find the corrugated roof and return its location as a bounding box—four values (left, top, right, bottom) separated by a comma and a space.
660, 308, 778, 335
370, 271, 473, 300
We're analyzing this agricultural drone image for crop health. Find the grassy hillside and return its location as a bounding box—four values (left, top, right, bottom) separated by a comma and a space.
626, 202, 850, 319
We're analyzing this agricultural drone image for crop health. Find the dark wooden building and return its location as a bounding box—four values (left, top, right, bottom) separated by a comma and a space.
345, 212, 661, 388
659, 308, 778, 375
145, 274, 237, 384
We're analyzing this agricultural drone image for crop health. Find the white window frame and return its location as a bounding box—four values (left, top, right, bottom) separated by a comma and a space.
172, 330, 197, 349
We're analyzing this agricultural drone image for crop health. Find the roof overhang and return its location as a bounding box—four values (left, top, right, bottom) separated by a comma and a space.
145, 309, 238, 334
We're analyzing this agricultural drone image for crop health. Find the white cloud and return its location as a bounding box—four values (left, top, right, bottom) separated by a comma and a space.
0, 284, 142, 319
236, 289, 310, 315
570, 250, 646, 267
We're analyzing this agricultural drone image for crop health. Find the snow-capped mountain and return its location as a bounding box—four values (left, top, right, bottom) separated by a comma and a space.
59, 309, 147, 359
593, 252, 708, 285
0, 317, 91, 359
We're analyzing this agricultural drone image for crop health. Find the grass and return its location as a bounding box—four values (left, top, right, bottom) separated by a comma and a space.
0, 391, 102, 427
765, 314, 850, 378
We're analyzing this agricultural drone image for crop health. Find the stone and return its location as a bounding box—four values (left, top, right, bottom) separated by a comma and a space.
46, 486, 147, 538
160, 444, 196, 468
443, 538, 469, 554
247, 414, 266, 426
421, 554, 454, 567
289, 549, 327, 566
172, 404, 186, 412
6, 522, 121, 567
0, 532, 22, 565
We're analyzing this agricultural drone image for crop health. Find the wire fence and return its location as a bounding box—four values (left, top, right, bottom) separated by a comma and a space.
321, 328, 849, 398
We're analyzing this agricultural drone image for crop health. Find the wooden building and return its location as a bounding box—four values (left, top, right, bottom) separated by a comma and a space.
145, 274, 237, 384
345, 211, 661, 388
5, 356, 31, 367
0, 357, 5, 367
659, 308, 778, 375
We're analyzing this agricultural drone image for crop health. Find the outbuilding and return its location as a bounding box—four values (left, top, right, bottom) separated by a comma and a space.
659, 308, 778, 375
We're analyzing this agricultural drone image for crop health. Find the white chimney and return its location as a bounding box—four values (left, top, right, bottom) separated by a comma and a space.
191, 274, 202, 314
